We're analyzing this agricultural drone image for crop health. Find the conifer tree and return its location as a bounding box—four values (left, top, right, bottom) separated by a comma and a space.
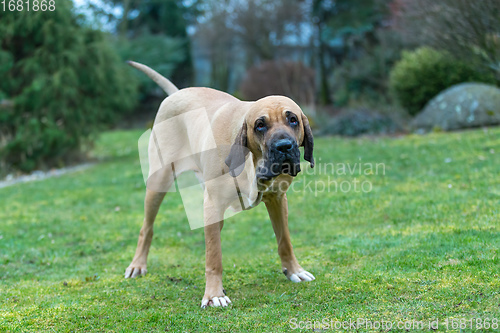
0, 0, 137, 172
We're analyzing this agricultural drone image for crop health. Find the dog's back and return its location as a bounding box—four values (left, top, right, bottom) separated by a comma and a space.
154, 87, 239, 125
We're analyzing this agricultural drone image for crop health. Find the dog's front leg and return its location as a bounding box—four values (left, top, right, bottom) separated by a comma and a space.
201, 204, 231, 308
265, 193, 315, 283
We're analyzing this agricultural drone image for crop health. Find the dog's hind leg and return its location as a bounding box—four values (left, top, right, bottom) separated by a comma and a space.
125, 166, 175, 278
124, 189, 166, 278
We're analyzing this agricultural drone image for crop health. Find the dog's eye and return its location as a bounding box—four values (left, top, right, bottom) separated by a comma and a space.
255, 121, 266, 131
289, 116, 298, 126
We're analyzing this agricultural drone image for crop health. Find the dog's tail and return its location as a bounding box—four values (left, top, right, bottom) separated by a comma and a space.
127, 60, 179, 96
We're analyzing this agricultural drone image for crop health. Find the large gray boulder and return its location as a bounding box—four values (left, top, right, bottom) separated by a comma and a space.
413, 83, 500, 132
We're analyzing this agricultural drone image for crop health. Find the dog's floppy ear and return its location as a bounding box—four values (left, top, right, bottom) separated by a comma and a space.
301, 113, 315, 168
225, 122, 249, 177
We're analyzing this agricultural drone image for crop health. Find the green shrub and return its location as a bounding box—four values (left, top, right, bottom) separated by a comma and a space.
389, 47, 496, 116
0, 0, 138, 172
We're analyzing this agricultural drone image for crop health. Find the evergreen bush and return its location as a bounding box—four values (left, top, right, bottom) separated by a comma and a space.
0, 0, 138, 172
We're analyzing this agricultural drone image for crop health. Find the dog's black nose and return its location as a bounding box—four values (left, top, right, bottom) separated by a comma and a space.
274, 139, 293, 153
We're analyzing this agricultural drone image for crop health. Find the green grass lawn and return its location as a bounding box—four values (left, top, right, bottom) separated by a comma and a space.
1, 128, 499, 332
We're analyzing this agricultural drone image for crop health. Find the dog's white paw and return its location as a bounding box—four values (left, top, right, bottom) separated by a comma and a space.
201, 295, 232, 308
124, 265, 147, 278
285, 269, 315, 283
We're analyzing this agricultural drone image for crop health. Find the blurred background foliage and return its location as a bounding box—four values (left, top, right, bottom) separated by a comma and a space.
0, 0, 499, 174
115, 35, 185, 99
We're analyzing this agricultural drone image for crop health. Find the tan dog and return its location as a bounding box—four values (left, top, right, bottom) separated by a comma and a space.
124, 61, 315, 308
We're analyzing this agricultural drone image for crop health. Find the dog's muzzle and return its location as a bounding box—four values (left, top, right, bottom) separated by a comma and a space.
256, 137, 301, 181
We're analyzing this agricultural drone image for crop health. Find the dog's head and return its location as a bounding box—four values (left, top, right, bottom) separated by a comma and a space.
225, 96, 314, 181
